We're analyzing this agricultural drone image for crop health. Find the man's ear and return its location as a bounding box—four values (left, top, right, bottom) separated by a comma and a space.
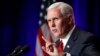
68, 15, 73, 25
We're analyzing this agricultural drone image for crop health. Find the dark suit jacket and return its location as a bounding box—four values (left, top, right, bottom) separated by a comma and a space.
56, 27, 100, 56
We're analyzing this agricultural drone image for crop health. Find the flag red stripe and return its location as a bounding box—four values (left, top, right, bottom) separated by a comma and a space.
38, 28, 49, 56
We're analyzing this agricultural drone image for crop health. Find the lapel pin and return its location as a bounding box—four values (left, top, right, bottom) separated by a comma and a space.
67, 45, 70, 48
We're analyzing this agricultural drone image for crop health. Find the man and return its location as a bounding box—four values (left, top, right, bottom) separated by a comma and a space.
42, 2, 100, 56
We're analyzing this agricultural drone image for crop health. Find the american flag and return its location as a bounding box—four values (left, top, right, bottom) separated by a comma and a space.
35, 0, 67, 56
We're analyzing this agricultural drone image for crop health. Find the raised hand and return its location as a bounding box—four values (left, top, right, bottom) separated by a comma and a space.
42, 36, 64, 56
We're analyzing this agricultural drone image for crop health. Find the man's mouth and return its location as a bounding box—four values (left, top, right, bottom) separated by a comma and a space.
52, 29, 57, 33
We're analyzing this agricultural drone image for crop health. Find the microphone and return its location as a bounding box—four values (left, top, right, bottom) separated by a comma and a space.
7, 45, 22, 56
15, 45, 29, 56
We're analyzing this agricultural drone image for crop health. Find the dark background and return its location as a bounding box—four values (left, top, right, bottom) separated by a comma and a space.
0, 0, 100, 56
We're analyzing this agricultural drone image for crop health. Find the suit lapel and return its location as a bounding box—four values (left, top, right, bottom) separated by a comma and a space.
64, 27, 79, 52
55, 27, 79, 53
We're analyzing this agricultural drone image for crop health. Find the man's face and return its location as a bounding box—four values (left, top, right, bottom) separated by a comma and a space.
47, 8, 68, 37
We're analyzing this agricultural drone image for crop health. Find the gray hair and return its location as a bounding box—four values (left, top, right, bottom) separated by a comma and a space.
47, 2, 74, 18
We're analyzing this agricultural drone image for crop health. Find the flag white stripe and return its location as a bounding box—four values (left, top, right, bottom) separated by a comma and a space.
36, 36, 44, 56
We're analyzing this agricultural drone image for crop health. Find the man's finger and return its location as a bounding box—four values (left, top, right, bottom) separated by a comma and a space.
42, 46, 47, 52
42, 36, 49, 43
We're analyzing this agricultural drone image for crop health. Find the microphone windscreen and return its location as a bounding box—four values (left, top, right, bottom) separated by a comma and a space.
14, 45, 22, 51
16, 45, 29, 55
7, 45, 22, 56
21, 45, 29, 52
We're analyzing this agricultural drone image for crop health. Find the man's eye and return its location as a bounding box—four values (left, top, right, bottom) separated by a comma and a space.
47, 20, 51, 22
54, 18, 58, 20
